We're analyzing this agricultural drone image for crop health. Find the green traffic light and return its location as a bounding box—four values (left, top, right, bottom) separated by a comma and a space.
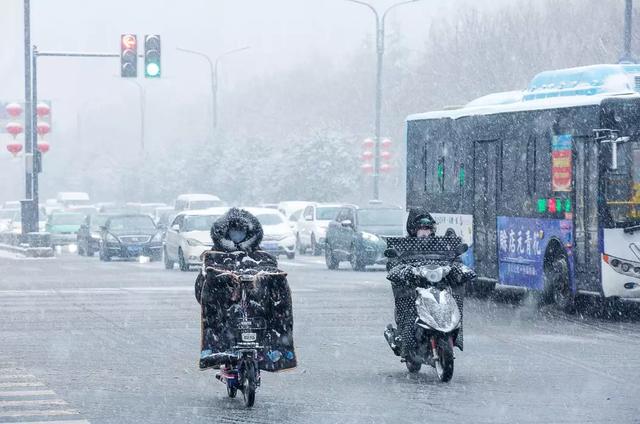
146, 62, 160, 77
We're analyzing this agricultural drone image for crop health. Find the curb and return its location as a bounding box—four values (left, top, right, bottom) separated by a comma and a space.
0, 243, 54, 258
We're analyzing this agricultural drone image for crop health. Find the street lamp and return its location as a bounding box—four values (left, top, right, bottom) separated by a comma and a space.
345, 0, 423, 201
177, 46, 250, 141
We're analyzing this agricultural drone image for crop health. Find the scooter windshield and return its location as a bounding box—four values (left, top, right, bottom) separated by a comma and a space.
415, 287, 461, 333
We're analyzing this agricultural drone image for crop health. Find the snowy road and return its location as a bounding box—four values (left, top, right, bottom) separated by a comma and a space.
0, 254, 639, 423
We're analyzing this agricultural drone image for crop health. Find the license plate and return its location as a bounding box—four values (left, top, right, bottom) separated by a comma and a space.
241, 332, 257, 342
128, 246, 142, 255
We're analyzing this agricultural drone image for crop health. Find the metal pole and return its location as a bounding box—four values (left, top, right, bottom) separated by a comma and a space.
31, 45, 39, 229
621, 0, 634, 63
23, 0, 32, 202
374, 19, 383, 201
213, 60, 219, 130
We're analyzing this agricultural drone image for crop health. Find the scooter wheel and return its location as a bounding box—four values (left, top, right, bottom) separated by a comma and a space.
242, 361, 257, 407
405, 359, 422, 373
435, 340, 454, 382
227, 386, 237, 398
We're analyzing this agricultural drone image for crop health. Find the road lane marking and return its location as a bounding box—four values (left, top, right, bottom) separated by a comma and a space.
0, 382, 44, 388
0, 390, 55, 397
0, 375, 36, 380
0, 421, 89, 424
0, 409, 79, 418
0, 399, 67, 407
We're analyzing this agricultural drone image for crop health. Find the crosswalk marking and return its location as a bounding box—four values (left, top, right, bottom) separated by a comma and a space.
0, 390, 55, 397
0, 382, 44, 388
0, 364, 89, 423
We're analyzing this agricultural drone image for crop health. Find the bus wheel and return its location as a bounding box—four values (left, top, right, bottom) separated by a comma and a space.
544, 255, 574, 313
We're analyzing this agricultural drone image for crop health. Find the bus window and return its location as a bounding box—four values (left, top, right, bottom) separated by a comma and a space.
604, 141, 640, 224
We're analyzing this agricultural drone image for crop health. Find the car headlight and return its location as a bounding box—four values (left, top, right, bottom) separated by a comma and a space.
420, 266, 451, 283
361, 232, 379, 242
151, 232, 163, 243
106, 233, 119, 243
186, 238, 203, 246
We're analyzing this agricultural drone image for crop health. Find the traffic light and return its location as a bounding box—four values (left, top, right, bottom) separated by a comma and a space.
144, 35, 161, 78
120, 34, 138, 77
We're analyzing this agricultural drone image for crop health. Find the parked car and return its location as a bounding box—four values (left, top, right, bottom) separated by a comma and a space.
297, 203, 342, 255
46, 212, 85, 246
244, 207, 296, 259
277, 201, 312, 222
163, 207, 228, 271
324, 204, 405, 271
56, 192, 90, 208
99, 214, 163, 261
174, 194, 224, 212
77, 213, 112, 256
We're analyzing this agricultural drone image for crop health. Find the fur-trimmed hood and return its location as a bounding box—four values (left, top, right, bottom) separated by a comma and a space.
211, 208, 263, 252
406, 208, 436, 237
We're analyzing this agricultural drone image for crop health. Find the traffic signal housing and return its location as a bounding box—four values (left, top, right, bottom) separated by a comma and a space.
120, 34, 138, 77
144, 35, 161, 78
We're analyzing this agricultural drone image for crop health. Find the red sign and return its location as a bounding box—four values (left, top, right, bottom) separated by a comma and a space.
552, 135, 572, 192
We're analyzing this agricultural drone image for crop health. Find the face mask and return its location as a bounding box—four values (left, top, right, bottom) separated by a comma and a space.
229, 228, 247, 243
417, 228, 432, 238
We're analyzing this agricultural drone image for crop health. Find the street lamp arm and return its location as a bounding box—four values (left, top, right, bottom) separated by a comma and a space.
214, 46, 251, 73
382, 0, 423, 27
176, 47, 214, 72
344, 0, 380, 24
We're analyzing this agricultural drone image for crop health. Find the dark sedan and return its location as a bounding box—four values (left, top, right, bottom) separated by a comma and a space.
99, 214, 163, 261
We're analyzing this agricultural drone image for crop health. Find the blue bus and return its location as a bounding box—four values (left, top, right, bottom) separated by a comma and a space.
405, 64, 640, 311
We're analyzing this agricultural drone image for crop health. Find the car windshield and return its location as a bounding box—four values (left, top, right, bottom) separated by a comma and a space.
190, 200, 223, 209
316, 207, 340, 220
257, 213, 285, 226
183, 215, 220, 232
50, 213, 85, 226
108, 216, 156, 232
604, 141, 640, 226
357, 209, 405, 227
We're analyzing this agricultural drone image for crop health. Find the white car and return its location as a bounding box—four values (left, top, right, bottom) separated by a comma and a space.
244, 207, 296, 259
174, 194, 225, 212
296, 203, 342, 255
163, 208, 228, 271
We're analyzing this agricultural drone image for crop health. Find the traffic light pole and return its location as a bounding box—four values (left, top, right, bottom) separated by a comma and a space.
20, 49, 142, 235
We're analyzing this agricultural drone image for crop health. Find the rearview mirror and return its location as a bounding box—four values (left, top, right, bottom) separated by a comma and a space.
171, 224, 180, 232
384, 248, 399, 259
455, 243, 469, 257
340, 219, 353, 228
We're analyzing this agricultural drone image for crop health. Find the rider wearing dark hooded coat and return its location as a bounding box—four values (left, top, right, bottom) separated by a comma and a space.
195, 207, 296, 372
386, 208, 473, 357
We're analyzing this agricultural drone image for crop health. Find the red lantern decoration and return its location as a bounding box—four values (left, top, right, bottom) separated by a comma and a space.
36, 102, 50, 118
5, 122, 23, 139
380, 150, 392, 160
381, 138, 392, 148
362, 138, 375, 149
362, 151, 374, 161
37, 141, 50, 154
36, 122, 51, 137
380, 163, 392, 173
6, 143, 23, 157
361, 163, 374, 174
5, 103, 22, 117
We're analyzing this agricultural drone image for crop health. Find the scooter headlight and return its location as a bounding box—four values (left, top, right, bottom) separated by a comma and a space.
420, 266, 451, 283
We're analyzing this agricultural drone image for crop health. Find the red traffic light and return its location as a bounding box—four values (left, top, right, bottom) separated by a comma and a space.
121, 34, 137, 49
